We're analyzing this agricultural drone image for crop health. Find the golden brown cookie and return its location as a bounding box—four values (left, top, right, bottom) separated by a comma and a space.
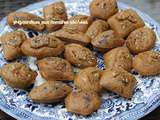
104, 47, 132, 72
89, 0, 118, 20
43, 1, 68, 32
64, 44, 97, 68
21, 35, 64, 59
85, 19, 109, 41
126, 27, 156, 54
65, 89, 100, 116
74, 67, 102, 93
0, 62, 37, 89
7, 12, 45, 31
38, 57, 74, 81
50, 15, 94, 45
29, 81, 72, 103
0, 31, 27, 61
91, 30, 125, 52
100, 68, 137, 98
51, 29, 91, 45
133, 51, 160, 76
108, 9, 145, 38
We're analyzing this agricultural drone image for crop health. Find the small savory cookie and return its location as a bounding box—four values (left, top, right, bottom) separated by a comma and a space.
29, 81, 72, 103
108, 9, 145, 38
64, 44, 97, 68
100, 68, 137, 98
51, 15, 94, 45
89, 0, 118, 20
104, 47, 132, 72
0, 31, 27, 61
38, 57, 74, 81
91, 30, 125, 52
65, 89, 100, 116
63, 15, 94, 33
0, 62, 37, 89
126, 27, 156, 54
43, 1, 68, 32
21, 35, 64, 59
51, 29, 91, 45
85, 19, 109, 41
74, 67, 102, 93
133, 51, 160, 76
7, 12, 45, 31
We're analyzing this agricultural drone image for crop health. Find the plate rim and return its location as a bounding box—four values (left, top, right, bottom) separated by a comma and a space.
0, 0, 160, 120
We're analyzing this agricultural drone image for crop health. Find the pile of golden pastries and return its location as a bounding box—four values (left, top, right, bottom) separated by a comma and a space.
0, 0, 160, 116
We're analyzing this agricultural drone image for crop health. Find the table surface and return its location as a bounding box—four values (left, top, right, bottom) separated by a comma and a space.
0, 0, 160, 120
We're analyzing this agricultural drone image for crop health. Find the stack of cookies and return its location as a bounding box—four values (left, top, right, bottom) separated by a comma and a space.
0, 0, 159, 116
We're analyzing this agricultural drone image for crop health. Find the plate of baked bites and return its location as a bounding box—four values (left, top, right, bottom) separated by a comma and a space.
0, 0, 160, 120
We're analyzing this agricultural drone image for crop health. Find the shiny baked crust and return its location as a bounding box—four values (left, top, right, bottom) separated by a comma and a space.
21, 35, 64, 59
51, 29, 91, 45
91, 30, 125, 52
38, 57, 74, 81
64, 43, 97, 68
89, 0, 118, 20
43, 1, 68, 32
133, 51, 160, 76
100, 67, 137, 98
74, 67, 102, 93
85, 19, 109, 41
108, 9, 145, 38
126, 27, 156, 54
29, 81, 72, 103
65, 89, 100, 116
0, 62, 37, 89
104, 47, 132, 72
0, 31, 27, 60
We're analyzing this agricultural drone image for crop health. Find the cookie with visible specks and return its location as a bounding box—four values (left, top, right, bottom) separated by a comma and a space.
74, 67, 102, 93
64, 44, 97, 68
0, 31, 27, 61
65, 88, 100, 116
91, 30, 125, 52
38, 57, 74, 81
85, 19, 109, 41
126, 27, 156, 54
108, 9, 145, 38
104, 47, 132, 72
133, 51, 160, 76
21, 35, 64, 59
100, 67, 137, 98
43, 1, 68, 32
0, 62, 37, 89
89, 0, 118, 20
51, 29, 91, 45
29, 81, 72, 103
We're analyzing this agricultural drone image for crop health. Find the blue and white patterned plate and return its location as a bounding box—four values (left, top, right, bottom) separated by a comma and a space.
0, 0, 160, 120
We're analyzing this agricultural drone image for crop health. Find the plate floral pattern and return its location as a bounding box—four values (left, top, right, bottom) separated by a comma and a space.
0, 0, 160, 120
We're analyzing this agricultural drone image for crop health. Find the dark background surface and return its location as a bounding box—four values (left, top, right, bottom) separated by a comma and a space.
0, 0, 160, 120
